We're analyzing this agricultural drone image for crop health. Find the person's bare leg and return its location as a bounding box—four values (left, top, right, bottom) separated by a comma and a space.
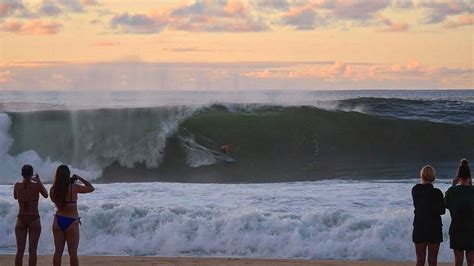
65, 221, 80, 266
453, 250, 464, 266
415, 242, 427, 266
427, 243, 440, 266
52, 219, 66, 266
466, 250, 474, 266
15, 219, 27, 266
27, 219, 41, 266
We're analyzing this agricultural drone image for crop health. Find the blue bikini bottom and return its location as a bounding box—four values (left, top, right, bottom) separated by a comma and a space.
55, 215, 80, 232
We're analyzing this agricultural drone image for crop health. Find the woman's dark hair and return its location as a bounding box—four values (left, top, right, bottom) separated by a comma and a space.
52, 165, 71, 208
20, 165, 34, 208
21, 165, 33, 178
457, 159, 471, 180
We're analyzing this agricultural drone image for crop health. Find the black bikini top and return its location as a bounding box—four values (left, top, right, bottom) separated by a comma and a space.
65, 184, 77, 204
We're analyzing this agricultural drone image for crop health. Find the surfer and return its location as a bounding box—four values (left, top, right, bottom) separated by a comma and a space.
220, 144, 231, 155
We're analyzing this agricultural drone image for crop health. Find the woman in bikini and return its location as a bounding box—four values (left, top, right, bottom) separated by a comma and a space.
14, 165, 48, 266
50, 165, 94, 266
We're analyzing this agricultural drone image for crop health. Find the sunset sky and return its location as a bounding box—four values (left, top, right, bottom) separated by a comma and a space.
0, 0, 473, 90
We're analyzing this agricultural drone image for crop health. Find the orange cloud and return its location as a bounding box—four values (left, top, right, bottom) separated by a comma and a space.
1, 19, 62, 35
93, 40, 120, 46
444, 15, 474, 28
224, 0, 245, 16
380, 21, 409, 32
242, 61, 354, 81
377, 16, 409, 32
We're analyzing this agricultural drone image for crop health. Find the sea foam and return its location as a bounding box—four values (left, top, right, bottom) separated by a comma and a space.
0, 181, 454, 261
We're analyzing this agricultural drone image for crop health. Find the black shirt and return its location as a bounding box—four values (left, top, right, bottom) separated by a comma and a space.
412, 183, 445, 243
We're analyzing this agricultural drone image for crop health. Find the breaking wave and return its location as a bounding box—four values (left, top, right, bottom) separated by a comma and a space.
0, 98, 472, 183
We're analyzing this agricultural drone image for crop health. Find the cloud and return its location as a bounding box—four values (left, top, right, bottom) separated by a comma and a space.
2, 61, 473, 90
2, 0, 96, 20
444, 14, 474, 28
1, 19, 62, 34
240, 59, 473, 88
169, 0, 267, 32
256, 0, 289, 11
278, 0, 391, 30
111, 12, 168, 34
378, 16, 409, 32
392, 0, 414, 9
56, 0, 83, 12
163, 47, 213, 52
92, 40, 120, 46
109, 1, 268, 33
39, 1, 62, 17
0, 70, 13, 83
242, 61, 353, 81
282, 6, 320, 30
330, 0, 391, 20
0, 0, 26, 17
421, 0, 474, 24
81, 0, 99, 6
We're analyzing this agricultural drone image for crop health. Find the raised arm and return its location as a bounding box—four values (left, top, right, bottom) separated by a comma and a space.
73, 175, 95, 193
434, 189, 446, 215
33, 174, 48, 198
13, 184, 18, 199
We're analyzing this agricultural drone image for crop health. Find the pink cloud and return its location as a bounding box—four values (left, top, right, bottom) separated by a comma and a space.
242, 61, 354, 81
111, 1, 267, 34
81, 0, 99, 6
0, 0, 24, 17
0, 70, 13, 83
444, 14, 474, 28
1, 19, 62, 34
241, 60, 471, 87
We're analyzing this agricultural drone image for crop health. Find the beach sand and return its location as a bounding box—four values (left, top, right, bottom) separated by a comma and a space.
0, 255, 452, 266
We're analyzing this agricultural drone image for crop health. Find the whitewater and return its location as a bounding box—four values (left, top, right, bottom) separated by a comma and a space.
0, 180, 456, 261
0, 90, 473, 261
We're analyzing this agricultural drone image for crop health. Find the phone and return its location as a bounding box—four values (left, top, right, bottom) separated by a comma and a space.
70, 176, 78, 184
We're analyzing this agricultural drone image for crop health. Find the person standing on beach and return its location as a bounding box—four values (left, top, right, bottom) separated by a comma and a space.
445, 159, 474, 266
13, 165, 48, 266
50, 165, 94, 266
412, 165, 445, 266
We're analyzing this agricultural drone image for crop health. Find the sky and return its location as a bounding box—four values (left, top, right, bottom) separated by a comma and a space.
0, 0, 473, 90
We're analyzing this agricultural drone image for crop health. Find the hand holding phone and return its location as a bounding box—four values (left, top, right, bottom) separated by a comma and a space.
32, 174, 41, 182
70, 175, 78, 184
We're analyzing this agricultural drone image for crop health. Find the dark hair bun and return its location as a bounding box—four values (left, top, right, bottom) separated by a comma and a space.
21, 165, 34, 178
458, 159, 471, 179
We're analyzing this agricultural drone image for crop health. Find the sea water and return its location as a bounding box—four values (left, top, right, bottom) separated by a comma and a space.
0, 90, 472, 261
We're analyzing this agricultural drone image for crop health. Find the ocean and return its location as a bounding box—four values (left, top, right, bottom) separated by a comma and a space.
0, 90, 473, 261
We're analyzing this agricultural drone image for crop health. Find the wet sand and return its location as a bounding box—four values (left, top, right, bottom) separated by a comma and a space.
0, 255, 452, 265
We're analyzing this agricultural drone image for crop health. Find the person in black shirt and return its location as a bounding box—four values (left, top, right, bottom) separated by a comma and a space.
412, 165, 445, 266
445, 159, 474, 266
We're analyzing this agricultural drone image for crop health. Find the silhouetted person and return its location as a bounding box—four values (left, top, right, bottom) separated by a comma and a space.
445, 159, 474, 266
50, 165, 94, 266
412, 165, 445, 266
14, 165, 48, 266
